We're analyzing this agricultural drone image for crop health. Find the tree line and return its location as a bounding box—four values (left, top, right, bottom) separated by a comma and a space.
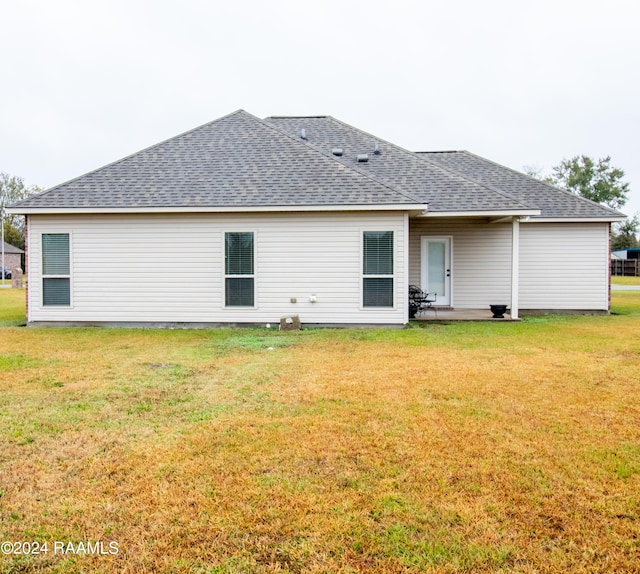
1, 173, 41, 250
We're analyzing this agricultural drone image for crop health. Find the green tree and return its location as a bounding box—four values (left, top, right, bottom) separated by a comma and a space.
611, 215, 639, 250
548, 155, 629, 210
1, 172, 41, 250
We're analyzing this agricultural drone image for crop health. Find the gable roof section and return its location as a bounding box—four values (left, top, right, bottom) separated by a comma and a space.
419, 151, 625, 220
2, 241, 24, 254
265, 116, 538, 215
10, 110, 623, 220
10, 110, 425, 213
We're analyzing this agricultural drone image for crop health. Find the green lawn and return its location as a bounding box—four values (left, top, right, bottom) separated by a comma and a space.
0, 288, 639, 573
0, 287, 26, 326
611, 275, 640, 286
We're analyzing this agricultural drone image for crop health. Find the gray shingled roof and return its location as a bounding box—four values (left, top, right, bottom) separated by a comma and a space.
10, 110, 625, 220
419, 151, 625, 219
266, 116, 535, 213
11, 110, 422, 210
2, 241, 23, 254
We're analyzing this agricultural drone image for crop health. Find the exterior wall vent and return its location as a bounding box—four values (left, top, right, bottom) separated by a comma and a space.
357, 154, 369, 163
332, 148, 343, 156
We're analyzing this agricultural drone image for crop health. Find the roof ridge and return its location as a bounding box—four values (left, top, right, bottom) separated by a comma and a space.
263, 116, 426, 206
456, 150, 626, 217
316, 116, 535, 212
267, 115, 329, 119
10, 110, 253, 207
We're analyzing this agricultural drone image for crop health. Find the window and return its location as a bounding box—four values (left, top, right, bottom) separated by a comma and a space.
363, 231, 394, 307
42, 233, 71, 306
225, 232, 254, 307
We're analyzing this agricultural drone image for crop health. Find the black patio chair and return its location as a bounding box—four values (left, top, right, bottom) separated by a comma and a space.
408, 285, 437, 318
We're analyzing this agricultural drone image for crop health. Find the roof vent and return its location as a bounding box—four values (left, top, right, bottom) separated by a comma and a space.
374, 142, 381, 155
300, 128, 307, 140
357, 154, 369, 163
332, 148, 343, 156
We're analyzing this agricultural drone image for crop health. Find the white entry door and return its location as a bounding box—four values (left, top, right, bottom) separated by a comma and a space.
421, 236, 452, 306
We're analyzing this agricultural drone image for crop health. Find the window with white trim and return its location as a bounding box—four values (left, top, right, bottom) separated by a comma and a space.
42, 233, 71, 306
363, 231, 394, 307
225, 232, 254, 307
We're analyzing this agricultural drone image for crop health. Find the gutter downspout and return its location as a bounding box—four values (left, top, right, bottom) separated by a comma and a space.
511, 217, 520, 320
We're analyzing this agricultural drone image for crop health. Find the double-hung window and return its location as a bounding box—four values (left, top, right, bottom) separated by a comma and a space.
42, 233, 71, 306
363, 231, 394, 307
225, 232, 254, 307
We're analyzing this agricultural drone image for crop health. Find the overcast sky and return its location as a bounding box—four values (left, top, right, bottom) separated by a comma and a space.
2, 0, 639, 215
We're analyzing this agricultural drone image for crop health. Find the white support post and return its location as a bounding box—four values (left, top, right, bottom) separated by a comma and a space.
403, 212, 410, 324
511, 217, 520, 319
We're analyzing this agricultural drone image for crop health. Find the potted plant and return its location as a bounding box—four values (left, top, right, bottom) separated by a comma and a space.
489, 304, 508, 318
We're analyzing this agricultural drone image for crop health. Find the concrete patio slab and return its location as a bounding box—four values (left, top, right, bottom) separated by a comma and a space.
412, 308, 517, 321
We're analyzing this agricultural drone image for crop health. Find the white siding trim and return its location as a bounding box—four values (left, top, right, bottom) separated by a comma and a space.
37, 230, 74, 310
422, 210, 540, 218
26, 218, 33, 323
222, 230, 257, 309
403, 212, 409, 323
420, 235, 453, 307
12, 204, 428, 216
525, 217, 625, 223
360, 229, 397, 311
510, 218, 519, 319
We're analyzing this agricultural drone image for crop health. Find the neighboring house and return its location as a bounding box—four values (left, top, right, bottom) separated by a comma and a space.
611, 248, 640, 277
612, 248, 640, 259
8, 110, 625, 327
1, 241, 24, 274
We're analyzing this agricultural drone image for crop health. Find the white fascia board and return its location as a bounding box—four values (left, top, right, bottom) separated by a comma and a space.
524, 216, 626, 223
420, 209, 541, 218
7, 203, 429, 216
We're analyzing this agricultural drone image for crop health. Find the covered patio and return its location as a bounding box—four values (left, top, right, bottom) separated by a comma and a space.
410, 307, 518, 321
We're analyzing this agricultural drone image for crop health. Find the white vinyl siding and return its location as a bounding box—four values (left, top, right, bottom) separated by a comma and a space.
409, 218, 512, 308
27, 212, 408, 325
519, 222, 610, 310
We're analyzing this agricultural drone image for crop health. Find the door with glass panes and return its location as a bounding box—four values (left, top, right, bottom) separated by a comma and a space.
420, 236, 451, 306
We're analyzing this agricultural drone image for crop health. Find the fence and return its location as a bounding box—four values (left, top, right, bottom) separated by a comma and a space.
611, 259, 639, 276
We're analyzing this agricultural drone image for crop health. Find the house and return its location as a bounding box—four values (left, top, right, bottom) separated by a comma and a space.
612, 248, 640, 260
611, 248, 640, 277
8, 110, 625, 327
1, 241, 24, 274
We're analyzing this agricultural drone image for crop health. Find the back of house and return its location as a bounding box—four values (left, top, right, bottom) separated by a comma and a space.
8, 110, 624, 327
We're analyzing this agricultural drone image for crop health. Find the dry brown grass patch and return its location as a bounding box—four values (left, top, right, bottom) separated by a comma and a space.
1, 305, 639, 572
